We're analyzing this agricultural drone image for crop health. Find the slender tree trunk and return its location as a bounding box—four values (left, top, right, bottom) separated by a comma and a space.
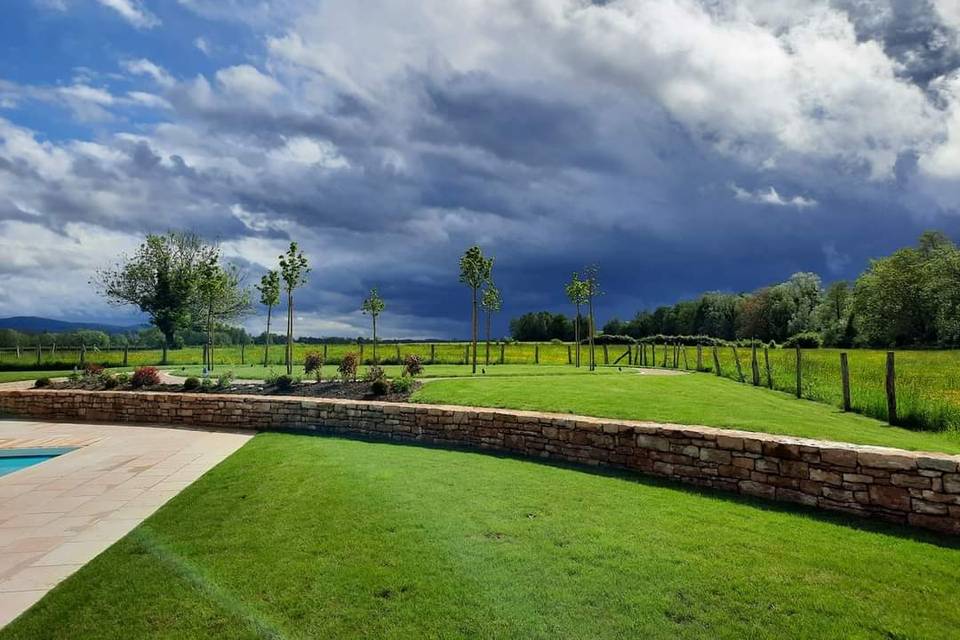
286, 290, 294, 375
574, 305, 580, 368
471, 287, 478, 374
263, 304, 272, 366
485, 310, 491, 365
373, 315, 378, 364
587, 297, 595, 371
206, 305, 214, 372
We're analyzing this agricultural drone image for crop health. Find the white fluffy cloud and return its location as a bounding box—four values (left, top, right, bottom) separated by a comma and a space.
96, 0, 159, 29
732, 185, 818, 209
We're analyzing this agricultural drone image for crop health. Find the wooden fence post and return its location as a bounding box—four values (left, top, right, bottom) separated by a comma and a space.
500, 342, 505, 364
886, 351, 897, 425
567, 345, 572, 364
751, 343, 760, 386
731, 345, 745, 382
396, 344, 401, 363
602, 344, 608, 365
662, 342, 668, 367
535, 344, 540, 364
323, 343, 328, 362
464, 344, 469, 364
712, 345, 722, 376
627, 346, 633, 365
36, 343, 41, 366
795, 345, 802, 398
696, 344, 703, 371
123, 345, 129, 367
764, 346, 772, 389
241, 342, 245, 365
840, 352, 851, 412
359, 342, 365, 363
681, 345, 688, 370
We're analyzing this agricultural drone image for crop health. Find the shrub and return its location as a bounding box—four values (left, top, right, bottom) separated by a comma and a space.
34, 377, 51, 388
550, 338, 564, 344
264, 369, 280, 386
363, 365, 386, 383
275, 374, 295, 392
131, 366, 161, 388
390, 376, 414, 394
370, 378, 389, 396
183, 377, 201, 391
116, 372, 130, 386
68, 370, 81, 382
83, 362, 105, 377
784, 332, 823, 349
216, 371, 234, 389
403, 354, 423, 378
304, 351, 324, 382
200, 377, 213, 391
339, 352, 359, 382
100, 373, 118, 389
589, 334, 637, 345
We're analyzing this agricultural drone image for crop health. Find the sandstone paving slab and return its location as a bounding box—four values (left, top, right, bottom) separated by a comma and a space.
0, 419, 251, 628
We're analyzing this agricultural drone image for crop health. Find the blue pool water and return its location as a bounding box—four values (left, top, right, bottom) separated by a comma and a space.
0, 448, 75, 477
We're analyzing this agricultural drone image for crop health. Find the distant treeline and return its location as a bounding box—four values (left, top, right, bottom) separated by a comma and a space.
511, 232, 960, 348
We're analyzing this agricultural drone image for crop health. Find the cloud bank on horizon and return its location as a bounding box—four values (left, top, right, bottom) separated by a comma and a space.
3, 0, 960, 338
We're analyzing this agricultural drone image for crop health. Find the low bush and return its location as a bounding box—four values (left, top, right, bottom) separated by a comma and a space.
200, 377, 213, 391
339, 352, 359, 382
589, 334, 637, 345
101, 373, 118, 389
391, 376, 414, 394
131, 366, 161, 388
67, 371, 81, 382
34, 377, 51, 388
784, 332, 823, 349
304, 351, 324, 382
116, 372, 130, 386
275, 374, 295, 392
403, 354, 423, 378
370, 378, 389, 396
183, 377, 201, 391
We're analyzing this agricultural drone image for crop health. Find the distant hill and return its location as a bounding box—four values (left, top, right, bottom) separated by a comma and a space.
0, 316, 146, 335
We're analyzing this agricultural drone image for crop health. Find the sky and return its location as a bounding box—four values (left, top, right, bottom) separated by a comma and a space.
3, 0, 960, 339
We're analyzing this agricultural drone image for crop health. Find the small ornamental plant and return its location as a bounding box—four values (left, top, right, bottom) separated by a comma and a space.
403, 354, 423, 378
363, 365, 386, 383
391, 376, 414, 394
304, 351, 324, 383
83, 362, 105, 377
34, 377, 51, 388
339, 352, 359, 382
370, 378, 389, 396
130, 366, 161, 388
275, 374, 295, 392
183, 377, 201, 391
216, 371, 234, 389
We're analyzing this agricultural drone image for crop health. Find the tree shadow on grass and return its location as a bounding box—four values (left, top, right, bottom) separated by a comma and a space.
267, 426, 960, 550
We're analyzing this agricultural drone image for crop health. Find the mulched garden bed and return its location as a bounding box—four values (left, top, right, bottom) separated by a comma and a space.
43, 379, 418, 403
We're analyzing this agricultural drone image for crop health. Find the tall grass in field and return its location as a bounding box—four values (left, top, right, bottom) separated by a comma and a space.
656, 344, 960, 433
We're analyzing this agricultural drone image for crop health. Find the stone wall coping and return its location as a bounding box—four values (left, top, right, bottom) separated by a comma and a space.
3, 388, 958, 464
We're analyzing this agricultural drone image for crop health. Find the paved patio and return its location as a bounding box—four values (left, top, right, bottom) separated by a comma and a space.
0, 419, 252, 628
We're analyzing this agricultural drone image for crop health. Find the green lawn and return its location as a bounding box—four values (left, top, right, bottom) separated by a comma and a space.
412, 372, 960, 454
3, 433, 958, 639
0, 370, 75, 383
170, 363, 623, 380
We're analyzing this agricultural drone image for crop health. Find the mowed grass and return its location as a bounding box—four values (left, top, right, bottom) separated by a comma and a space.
412, 372, 960, 454
3, 433, 958, 639
0, 370, 75, 383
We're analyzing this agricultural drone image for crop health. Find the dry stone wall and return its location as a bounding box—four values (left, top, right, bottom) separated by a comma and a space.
2, 389, 959, 535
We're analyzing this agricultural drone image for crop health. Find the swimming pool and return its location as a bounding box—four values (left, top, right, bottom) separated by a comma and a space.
0, 447, 75, 477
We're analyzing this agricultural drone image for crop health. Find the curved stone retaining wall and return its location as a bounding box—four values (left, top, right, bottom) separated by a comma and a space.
2, 389, 959, 535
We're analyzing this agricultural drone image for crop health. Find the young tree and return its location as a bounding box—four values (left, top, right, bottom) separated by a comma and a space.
94, 232, 215, 364
459, 246, 493, 374
565, 272, 589, 367
278, 242, 310, 375
582, 264, 602, 371
256, 270, 281, 366
194, 255, 251, 371
361, 287, 386, 364
480, 283, 502, 365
